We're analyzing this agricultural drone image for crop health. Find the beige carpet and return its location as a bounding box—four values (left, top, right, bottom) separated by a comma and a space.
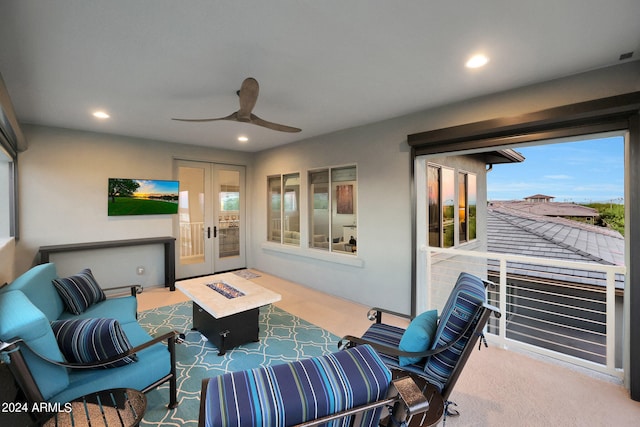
145, 272, 640, 426
442, 346, 640, 426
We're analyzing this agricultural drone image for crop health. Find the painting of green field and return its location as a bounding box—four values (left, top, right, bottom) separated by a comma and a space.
108, 178, 179, 216
108, 197, 178, 215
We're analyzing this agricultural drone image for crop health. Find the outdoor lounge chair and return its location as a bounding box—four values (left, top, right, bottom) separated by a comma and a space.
340, 272, 501, 426
198, 344, 431, 427
0, 263, 179, 425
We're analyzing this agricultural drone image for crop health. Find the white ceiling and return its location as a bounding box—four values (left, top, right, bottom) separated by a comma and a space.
1, 1, 639, 152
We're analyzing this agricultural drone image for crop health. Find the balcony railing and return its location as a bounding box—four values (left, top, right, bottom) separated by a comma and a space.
179, 221, 205, 259
423, 246, 626, 379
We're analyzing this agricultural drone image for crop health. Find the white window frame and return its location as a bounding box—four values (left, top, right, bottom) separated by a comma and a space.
308, 165, 357, 255
427, 163, 477, 248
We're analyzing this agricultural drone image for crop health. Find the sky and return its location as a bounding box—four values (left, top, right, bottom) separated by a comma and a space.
134, 179, 179, 195
487, 135, 624, 204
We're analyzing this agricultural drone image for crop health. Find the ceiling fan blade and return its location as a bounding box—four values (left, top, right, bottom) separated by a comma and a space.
250, 114, 301, 133
172, 77, 300, 132
171, 112, 238, 122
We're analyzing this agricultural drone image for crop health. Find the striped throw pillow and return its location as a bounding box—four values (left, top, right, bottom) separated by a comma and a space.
51, 318, 137, 369
423, 272, 486, 391
52, 268, 106, 315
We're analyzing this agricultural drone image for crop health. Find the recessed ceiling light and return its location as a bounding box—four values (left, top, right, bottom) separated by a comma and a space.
92, 111, 110, 119
238, 136, 249, 142
465, 54, 489, 69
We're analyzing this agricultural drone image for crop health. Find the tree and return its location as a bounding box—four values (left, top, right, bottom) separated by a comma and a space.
109, 179, 139, 202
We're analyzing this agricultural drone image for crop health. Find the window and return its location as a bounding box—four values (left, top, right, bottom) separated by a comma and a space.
309, 165, 357, 254
428, 164, 475, 247
267, 173, 300, 246
0, 148, 15, 239
458, 172, 477, 242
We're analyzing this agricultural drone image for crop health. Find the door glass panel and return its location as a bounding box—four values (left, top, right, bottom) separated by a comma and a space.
218, 169, 240, 258
178, 166, 205, 265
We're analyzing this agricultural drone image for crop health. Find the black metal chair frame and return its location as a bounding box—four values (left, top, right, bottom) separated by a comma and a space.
340, 279, 501, 425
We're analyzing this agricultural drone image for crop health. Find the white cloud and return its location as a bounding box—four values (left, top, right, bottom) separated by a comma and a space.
544, 174, 572, 180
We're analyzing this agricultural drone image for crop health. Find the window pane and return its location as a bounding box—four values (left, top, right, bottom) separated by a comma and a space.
0, 155, 10, 238
442, 168, 455, 248
427, 166, 440, 247
459, 172, 467, 243
268, 176, 282, 242
283, 173, 300, 246
310, 170, 329, 250
332, 166, 357, 254
468, 174, 477, 240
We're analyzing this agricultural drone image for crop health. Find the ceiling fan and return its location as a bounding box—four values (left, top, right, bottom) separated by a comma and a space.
172, 77, 301, 133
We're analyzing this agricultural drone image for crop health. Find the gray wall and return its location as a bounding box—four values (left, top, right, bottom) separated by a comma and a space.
15, 125, 252, 288
250, 61, 639, 313
11, 61, 640, 313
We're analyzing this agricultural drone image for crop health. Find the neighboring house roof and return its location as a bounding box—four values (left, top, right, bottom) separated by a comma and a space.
487, 205, 625, 288
524, 194, 555, 201
490, 200, 598, 218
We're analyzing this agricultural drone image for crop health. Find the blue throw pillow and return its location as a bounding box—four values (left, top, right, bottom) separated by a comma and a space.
51, 318, 137, 369
52, 268, 106, 315
398, 309, 438, 367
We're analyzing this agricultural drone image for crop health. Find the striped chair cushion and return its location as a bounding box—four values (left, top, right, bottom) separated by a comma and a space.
360, 323, 427, 377
423, 272, 486, 392
51, 318, 137, 369
202, 344, 391, 427
52, 268, 106, 315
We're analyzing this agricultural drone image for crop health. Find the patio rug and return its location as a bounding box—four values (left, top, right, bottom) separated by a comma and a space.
232, 268, 261, 279
137, 301, 340, 427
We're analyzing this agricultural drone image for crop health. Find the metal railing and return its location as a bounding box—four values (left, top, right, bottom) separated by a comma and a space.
179, 221, 204, 259
424, 246, 626, 378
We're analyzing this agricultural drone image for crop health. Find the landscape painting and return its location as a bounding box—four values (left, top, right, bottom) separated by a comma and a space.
108, 178, 179, 216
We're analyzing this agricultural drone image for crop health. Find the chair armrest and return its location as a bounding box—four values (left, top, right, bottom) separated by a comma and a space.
367, 307, 413, 324
482, 279, 498, 289
342, 302, 501, 357
11, 330, 178, 369
339, 335, 451, 358
104, 284, 143, 297
291, 377, 429, 427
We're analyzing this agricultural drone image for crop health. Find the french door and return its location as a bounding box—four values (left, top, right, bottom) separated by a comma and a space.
175, 160, 246, 278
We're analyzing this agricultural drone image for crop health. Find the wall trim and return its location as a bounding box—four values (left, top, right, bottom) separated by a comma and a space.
261, 242, 365, 268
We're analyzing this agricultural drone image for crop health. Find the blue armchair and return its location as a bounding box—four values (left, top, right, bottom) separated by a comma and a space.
0, 263, 178, 423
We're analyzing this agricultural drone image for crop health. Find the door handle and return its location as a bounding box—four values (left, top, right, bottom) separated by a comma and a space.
207, 226, 211, 239
214, 226, 217, 238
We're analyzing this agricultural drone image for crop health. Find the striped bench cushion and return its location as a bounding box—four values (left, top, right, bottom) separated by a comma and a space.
423, 272, 486, 392
202, 344, 391, 427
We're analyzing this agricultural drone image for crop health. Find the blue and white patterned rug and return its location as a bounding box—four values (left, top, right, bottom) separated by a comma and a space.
232, 269, 262, 279
138, 301, 339, 427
